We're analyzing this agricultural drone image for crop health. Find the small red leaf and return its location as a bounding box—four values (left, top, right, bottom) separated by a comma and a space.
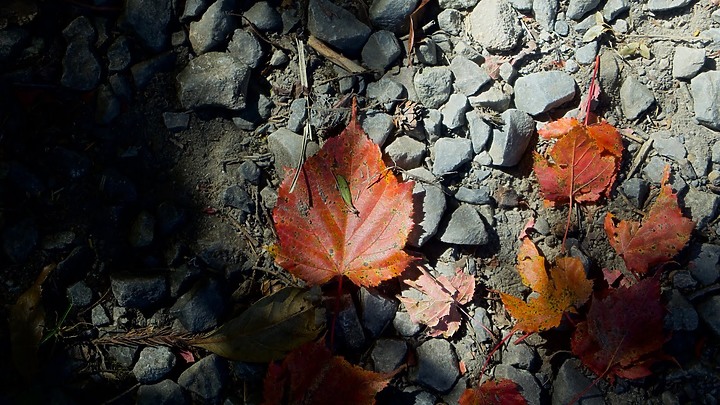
538, 117, 581, 139
459, 379, 527, 405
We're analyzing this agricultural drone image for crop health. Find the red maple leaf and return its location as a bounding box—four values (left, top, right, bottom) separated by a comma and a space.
397, 266, 475, 338
273, 100, 415, 287
571, 277, 669, 382
263, 340, 397, 405
499, 238, 593, 336
605, 166, 694, 274
459, 379, 527, 405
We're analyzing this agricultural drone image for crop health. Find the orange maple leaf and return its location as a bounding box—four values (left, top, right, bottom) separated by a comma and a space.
262, 340, 397, 405
571, 276, 669, 382
459, 378, 527, 405
604, 166, 694, 274
499, 238, 593, 335
273, 100, 415, 287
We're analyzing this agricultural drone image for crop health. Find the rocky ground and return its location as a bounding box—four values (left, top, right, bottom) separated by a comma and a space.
2, 0, 720, 404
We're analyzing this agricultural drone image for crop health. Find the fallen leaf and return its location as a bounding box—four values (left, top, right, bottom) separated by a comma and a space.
9, 264, 54, 380
604, 166, 694, 274
534, 122, 622, 206
407, 0, 430, 67
572, 277, 669, 381
273, 99, 415, 287
398, 267, 475, 338
190, 287, 324, 362
459, 379, 527, 405
262, 340, 397, 405
500, 239, 593, 335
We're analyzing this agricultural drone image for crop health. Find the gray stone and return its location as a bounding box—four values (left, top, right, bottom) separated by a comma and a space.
567, 0, 600, 20
620, 177, 649, 207
533, 0, 558, 31
666, 289, 699, 331
157, 202, 186, 235
471, 308, 493, 342
414, 67, 453, 109
437, 9, 464, 36
602, 0, 629, 21
554, 20, 570, 36
178, 354, 228, 404
129, 211, 155, 248
222, 185, 253, 214
407, 168, 447, 247
269, 49, 289, 66
552, 359, 603, 405
362, 30, 402, 71
424, 109, 443, 142
642, 155, 670, 184
371, 339, 407, 373
163, 112, 190, 132
124, 0, 172, 51
171, 278, 226, 332
243, 2, 281, 32
362, 110, 395, 146
488, 109, 535, 167
690, 244, 720, 285
133, 346, 176, 384
416, 39, 439, 65
514, 71, 576, 115
433, 138, 473, 175
502, 342, 539, 371
61, 38, 101, 91
361, 288, 399, 338
654, 134, 688, 162
509, 0, 534, 11
67, 281, 93, 307
369, 0, 418, 33
648, 0, 692, 12
450, 55, 491, 96
691, 71, 720, 130
684, 188, 720, 230
439, 0, 480, 8
137, 380, 187, 405
307, 0, 371, 55
267, 128, 319, 175
188, 0, 235, 54
500, 62, 518, 83
0, 27, 29, 62
469, 83, 513, 112
394, 310, 421, 336
438, 205, 489, 245
236, 161, 261, 185
108, 345, 138, 368
177, 52, 250, 110
620, 77, 655, 120
673, 270, 698, 290
455, 187, 492, 205
467, 111, 492, 153
107, 36, 131, 72
454, 40, 484, 64
416, 339, 460, 393
286, 98, 307, 133
441, 94, 470, 130
334, 294, 366, 351
385, 136, 426, 169
227, 29, 264, 69
261, 187, 278, 210
575, 41, 598, 65
698, 296, 720, 338
672, 47, 705, 79
41, 231, 75, 251
91, 305, 111, 326
469, 0, 522, 52
564, 59, 580, 73
494, 364, 541, 405
367, 77, 406, 111
182, 0, 212, 21
111, 274, 168, 310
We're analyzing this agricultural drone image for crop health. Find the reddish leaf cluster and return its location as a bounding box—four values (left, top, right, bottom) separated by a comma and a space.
459, 379, 527, 405
534, 118, 623, 206
272, 101, 415, 287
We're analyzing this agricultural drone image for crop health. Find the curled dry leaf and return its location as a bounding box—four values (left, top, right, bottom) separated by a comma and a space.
263, 340, 397, 405
604, 166, 694, 274
273, 99, 415, 287
499, 239, 593, 335
398, 266, 475, 338
459, 378, 528, 405
190, 287, 324, 362
572, 277, 669, 381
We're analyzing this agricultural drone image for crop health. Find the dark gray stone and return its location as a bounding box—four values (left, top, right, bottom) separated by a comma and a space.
178, 354, 229, 404
415, 339, 460, 393
432, 138, 473, 175
182, 0, 212, 22
361, 288, 398, 338
129, 211, 155, 248
620, 177, 649, 207
366, 77, 406, 111
684, 188, 720, 230
236, 161, 261, 185
369, 0, 418, 32
61, 39, 101, 91
334, 294, 366, 351
307, 0, 371, 55
157, 202, 185, 235
222, 185, 254, 215
95, 84, 121, 124
137, 379, 187, 405
620, 77, 655, 120
414, 67, 453, 109
502, 342, 539, 371
131, 52, 176, 89
385, 136, 426, 170
124, 0, 172, 51
469, 0, 522, 52
471, 307, 492, 342
2, 219, 38, 263
393, 310, 421, 336
361, 110, 395, 146
552, 359, 603, 405
494, 364, 541, 405
666, 289, 698, 331
488, 109, 535, 167
267, 128, 319, 176
177, 52, 250, 110
110, 274, 168, 310
690, 244, 720, 285
362, 30, 402, 71
163, 112, 190, 132
91, 304, 110, 326
691, 71, 720, 130
450, 56, 489, 96
171, 278, 227, 332
407, 168, 447, 247
439, 0, 480, 9
455, 187, 492, 205
437, 9, 463, 35
133, 346, 176, 384
243, 2, 281, 32
372, 339, 407, 373
0, 27, 29, 62
438, 204, 489, 245
286, 98, 307, 133
698, 296, 720, 338
67, 281, 93, 307
107, 36, 131, 72
108, 345, 138, 367
228, 29, 264, 69
567, 0, 601, 20
514, 71, 576, 115
188, 0, 235, 54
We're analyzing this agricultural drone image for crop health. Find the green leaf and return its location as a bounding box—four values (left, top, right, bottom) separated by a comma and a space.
334, 172, 359, 215
594, 11, 605, 25
583, 25, 606, 43
190, 287, 325, 362
639, 43, 651, 59
618, 42, 639, 57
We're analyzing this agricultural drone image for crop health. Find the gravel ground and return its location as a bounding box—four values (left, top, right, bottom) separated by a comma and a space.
2, 0, 720, 404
